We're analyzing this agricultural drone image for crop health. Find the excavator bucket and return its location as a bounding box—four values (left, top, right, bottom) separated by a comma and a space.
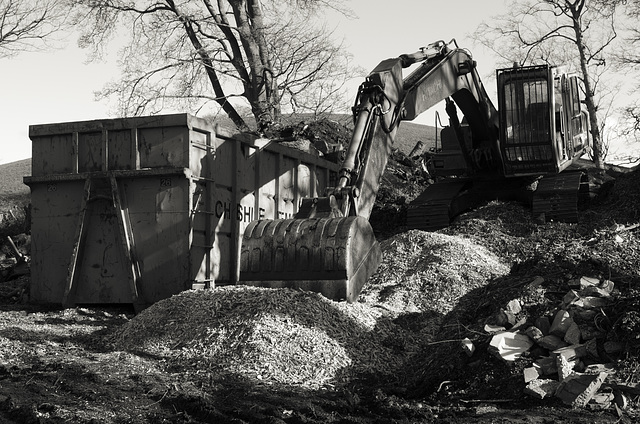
239, 216, 382, 302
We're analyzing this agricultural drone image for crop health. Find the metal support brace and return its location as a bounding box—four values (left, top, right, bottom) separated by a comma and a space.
110, 175, 143, 310
63, 178, 92, 307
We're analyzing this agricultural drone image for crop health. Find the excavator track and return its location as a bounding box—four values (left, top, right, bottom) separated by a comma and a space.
406, 180, 473, 231
532, 171, 588, 223
407, 171, 589, 232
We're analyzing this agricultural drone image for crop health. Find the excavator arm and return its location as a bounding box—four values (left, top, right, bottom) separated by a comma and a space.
239, 40, 500, 302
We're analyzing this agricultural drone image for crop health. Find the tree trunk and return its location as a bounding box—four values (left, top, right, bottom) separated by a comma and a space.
571, 1, 605, 169
230, 0, 277, 132
177, 3, 250, 132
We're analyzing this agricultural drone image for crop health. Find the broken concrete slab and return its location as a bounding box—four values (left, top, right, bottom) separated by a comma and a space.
587, 392, 614, 411
555, 372, 608, 408
524, 379, 560, 399
489, 331, 533, 362
556, 354, 575, 381
584, 363, 616, 375
572, 308, 598, 321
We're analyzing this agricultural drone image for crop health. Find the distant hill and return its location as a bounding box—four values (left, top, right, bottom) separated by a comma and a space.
0, 158, 30, 208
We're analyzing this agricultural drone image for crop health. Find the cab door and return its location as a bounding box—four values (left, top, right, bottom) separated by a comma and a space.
563, 75, 590, 157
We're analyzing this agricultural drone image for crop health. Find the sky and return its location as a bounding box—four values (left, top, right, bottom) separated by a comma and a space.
0, 0, 509, 165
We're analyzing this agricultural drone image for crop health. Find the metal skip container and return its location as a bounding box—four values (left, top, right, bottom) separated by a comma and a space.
24, 113, 338, 308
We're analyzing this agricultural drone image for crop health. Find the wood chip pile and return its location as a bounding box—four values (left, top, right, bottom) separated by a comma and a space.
114, 286, 412, 389
114, 230, 508, 390
361, 230, 510, 316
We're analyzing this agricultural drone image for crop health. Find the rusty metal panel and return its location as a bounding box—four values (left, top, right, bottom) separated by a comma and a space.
30, 134, 74, 177
138, 126, 189, 168
78, 132, 103, 173
108, 130, 134, 170
29, 180, 83, 303
120, 176, 191, 302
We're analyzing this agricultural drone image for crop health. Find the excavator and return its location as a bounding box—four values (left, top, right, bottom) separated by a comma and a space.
239, 39, 591, 302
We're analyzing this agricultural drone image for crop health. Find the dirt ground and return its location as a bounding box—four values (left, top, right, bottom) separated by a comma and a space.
1, 143, 639, 422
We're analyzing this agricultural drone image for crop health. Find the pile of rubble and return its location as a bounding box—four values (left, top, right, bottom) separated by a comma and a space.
479, 275, 632, 410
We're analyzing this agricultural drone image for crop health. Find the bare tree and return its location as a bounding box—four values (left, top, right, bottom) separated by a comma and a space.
0, 0, 69, 58
473, 0, 622, 169
614, 1, 640, 154
71, 0, 360, 133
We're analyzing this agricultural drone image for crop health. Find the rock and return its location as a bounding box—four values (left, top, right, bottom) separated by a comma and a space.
579, 325, 605, 342
579, 276, 600, 289
572, 308, 599, 321
552, 344, 588, 361
524, 379, 560, 399
523, 366, 542, 383
550, 310, 573, 337
580, 297, 609, 308
495, 309, 517, 327
581, 283, 613, 298
506, 299, 522, 314
460, 338, 475, 357
524, 326, 544, 341
563, 290, 581, 307
535, 356, 558, 375
489, 331, 533, 362
535, 316, 551, 336
604, 341, 624, 355
564, 322, 582, 345
584, 338, 600, 359
537, 334, 569, 351
484, 324, 506, 334
555, 372, 608, 408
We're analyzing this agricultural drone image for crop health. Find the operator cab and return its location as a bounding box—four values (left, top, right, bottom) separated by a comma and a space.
496, 65, 591, 177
